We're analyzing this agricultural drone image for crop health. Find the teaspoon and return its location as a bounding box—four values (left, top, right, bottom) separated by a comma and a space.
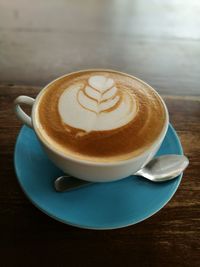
54, 155, 189, 192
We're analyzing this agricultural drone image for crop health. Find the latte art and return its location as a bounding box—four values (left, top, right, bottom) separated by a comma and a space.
37, 70, 166, 162
58, 75, 137, 133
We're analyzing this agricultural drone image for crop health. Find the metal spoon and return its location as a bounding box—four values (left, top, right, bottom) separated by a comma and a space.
54, 155, 189, 192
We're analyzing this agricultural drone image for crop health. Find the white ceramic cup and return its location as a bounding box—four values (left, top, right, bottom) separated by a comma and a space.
14, 70, 169, 182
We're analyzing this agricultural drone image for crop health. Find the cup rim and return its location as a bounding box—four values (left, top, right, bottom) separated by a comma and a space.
32, 69, 169, 167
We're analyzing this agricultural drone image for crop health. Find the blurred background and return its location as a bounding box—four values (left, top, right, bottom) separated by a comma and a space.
0, 0, 199, 95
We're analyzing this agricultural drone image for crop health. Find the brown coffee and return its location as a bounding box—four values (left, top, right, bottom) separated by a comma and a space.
35, 70, 166, 162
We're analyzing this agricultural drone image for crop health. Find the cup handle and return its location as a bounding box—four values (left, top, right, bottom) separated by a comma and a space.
14, 96, 35, 128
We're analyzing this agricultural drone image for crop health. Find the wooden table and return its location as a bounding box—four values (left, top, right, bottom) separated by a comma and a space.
0, 1, 199, 266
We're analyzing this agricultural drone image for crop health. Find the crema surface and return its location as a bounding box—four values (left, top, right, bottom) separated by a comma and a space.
36, 70, 166, 162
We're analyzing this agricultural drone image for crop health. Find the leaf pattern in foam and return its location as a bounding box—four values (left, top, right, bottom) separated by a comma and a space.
78, 75, 121, 114
58, 75, 136, 132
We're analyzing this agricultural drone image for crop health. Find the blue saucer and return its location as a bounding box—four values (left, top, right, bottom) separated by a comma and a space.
14, 124, 183, 229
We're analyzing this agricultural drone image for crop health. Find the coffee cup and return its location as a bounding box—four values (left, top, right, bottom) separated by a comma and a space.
14, 69, 169, 182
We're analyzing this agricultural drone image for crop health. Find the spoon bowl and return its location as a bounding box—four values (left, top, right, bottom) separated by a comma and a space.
136, 155, 189, 182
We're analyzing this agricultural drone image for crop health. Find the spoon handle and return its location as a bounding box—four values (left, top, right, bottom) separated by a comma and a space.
54, 175, 91, 192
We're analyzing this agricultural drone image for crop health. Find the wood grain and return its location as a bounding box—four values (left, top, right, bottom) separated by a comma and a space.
0, 84, 199, 267
0, 0, 200, 96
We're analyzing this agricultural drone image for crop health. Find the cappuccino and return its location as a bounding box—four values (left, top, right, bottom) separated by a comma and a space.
36, 70, 166, 162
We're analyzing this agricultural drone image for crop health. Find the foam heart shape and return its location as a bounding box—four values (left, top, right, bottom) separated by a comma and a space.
88, 75, 114, 92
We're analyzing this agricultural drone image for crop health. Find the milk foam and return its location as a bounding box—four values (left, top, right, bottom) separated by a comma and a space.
58, 75, 137, 132
38, 70, 166, 162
